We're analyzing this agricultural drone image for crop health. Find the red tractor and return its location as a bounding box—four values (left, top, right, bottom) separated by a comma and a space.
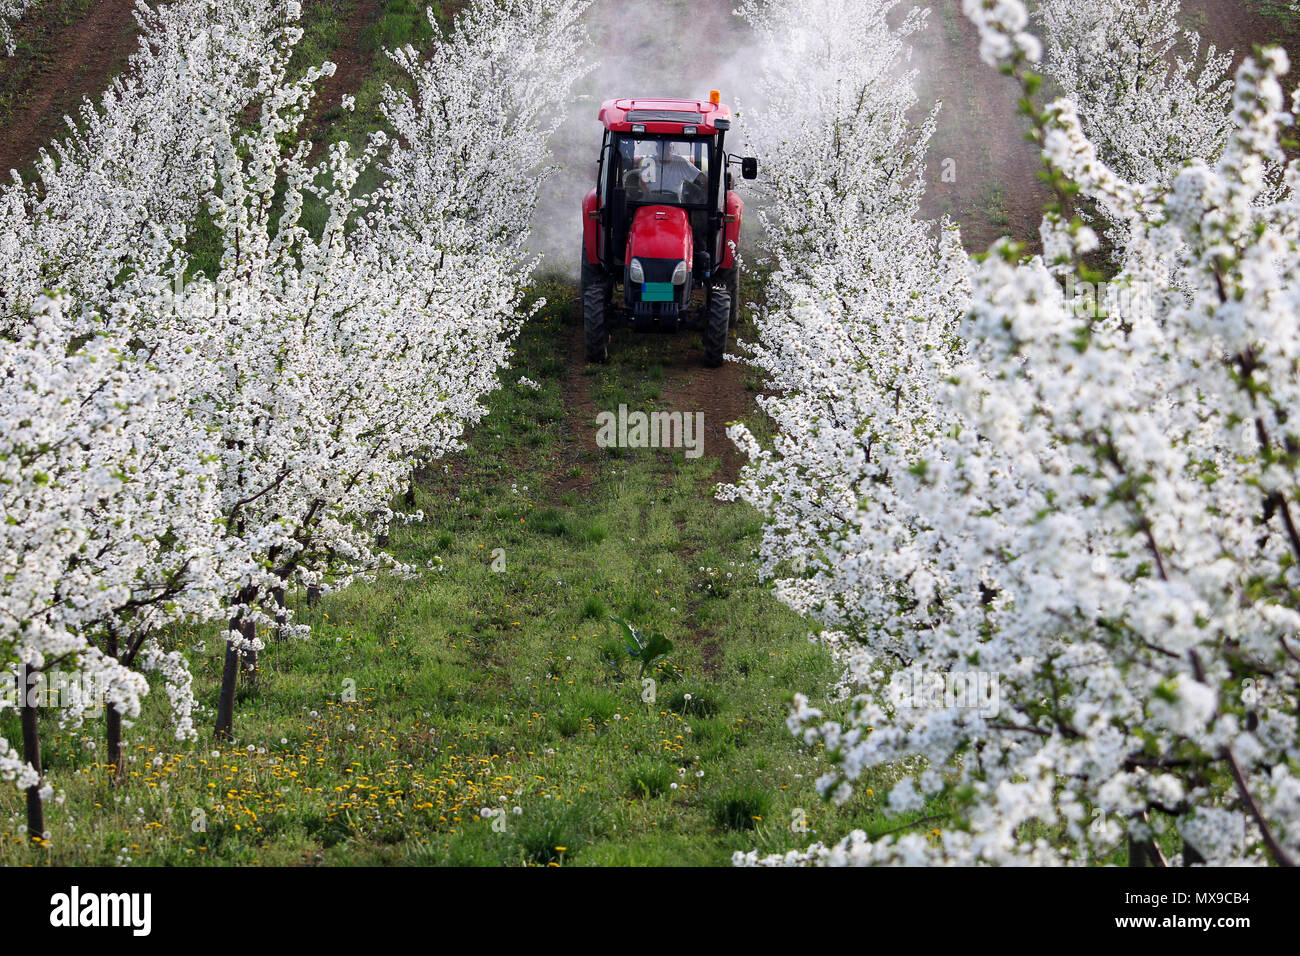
581, 92, 758, 366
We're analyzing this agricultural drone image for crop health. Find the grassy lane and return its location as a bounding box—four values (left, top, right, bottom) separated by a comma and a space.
0, 279, 933, 866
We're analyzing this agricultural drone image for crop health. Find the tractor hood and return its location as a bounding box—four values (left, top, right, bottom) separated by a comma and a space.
626, 206, 693, 264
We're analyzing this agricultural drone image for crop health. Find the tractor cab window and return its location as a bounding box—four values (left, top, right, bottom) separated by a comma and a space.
616, 138, 709, 206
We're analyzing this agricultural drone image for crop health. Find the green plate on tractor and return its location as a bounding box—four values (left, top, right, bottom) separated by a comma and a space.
641, 282, 675, 303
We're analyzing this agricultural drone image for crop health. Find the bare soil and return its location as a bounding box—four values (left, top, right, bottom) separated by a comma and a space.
303, 0, 383, 158
916, 0, 1049, 254
1185, 0, 1289, 60
0, 0, 140, 176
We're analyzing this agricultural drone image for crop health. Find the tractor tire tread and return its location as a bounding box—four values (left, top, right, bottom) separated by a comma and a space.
582, 252, 610, 364
703, 284, 730, 368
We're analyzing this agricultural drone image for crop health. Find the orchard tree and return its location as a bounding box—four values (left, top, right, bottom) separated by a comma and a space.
0, 295, 221, 842
1036, 0, 1236, 251
723, 0, 971, 657
1, 0, 313, 773
734, 0, 1300, 866
0, 0, 301, 336
1037, 0, 1233, 183
94, 0, 591, 738
376, 0, 591, 491
1, 0, 591, 836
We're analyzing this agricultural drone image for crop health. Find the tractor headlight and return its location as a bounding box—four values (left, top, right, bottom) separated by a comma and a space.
671, 260, 689, 285
629, 258, 645, 284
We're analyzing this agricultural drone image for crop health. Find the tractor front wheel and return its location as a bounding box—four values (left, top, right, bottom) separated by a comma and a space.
582, 251, 611, 363
703, 282, 731, 368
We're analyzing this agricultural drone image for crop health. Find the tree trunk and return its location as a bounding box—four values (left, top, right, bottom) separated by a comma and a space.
404, 472, 417, 508
214, 640, 239, 739
272, 586, 287, 643
104, 631, 124, 783
106, 705, 124, 784
1128, 831, 1166, 866
238, 613, 258, 683
1125, 810, 1168, 866
19, 663, 44, 843
214, 601, 248, 739
1128, 834, 1151, 866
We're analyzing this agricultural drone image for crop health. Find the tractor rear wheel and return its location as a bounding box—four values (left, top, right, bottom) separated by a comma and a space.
703, 282, 731, 368
581, 250, 611, 363
721, 266, 740, 328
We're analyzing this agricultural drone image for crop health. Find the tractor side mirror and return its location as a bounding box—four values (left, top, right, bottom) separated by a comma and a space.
741, 157, 759, 180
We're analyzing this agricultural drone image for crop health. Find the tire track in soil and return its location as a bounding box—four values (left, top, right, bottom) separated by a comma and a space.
656, 335, 754, 677
1184, 0, 1294, 65
916, 0, 1048, 255
554, 301, 757, 677
302, 0, 383, 159
557, 314, 752, 496
554, 315, 604, 502
651, 334, 752, 490
0, 0, 140, 176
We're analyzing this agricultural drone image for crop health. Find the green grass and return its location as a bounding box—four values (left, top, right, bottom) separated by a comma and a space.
0, 278, 924, 866
1248, 1, 1300, 30
981, 182, 1009, 228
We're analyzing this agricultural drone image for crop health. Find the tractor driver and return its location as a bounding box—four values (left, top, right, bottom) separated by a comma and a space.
659, 143, 706, 201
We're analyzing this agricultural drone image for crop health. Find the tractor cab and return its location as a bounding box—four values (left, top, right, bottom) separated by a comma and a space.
581, 93, 757, 366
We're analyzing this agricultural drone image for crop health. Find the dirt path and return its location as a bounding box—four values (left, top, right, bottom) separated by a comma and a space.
1185, 0, 1292, 61
556, 308, 750, 497
650, 334, 752, 488
649, 328, 754, 678
916, 0, 1048, 254
0, 0, 140, 176
554, 316, 604, 501
303, 0, 383, 158
551, 297, 754, 678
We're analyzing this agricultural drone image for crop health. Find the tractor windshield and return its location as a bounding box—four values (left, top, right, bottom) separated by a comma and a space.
616, 137, 711, 206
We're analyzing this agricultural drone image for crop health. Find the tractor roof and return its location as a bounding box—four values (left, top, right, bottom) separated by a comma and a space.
598, 97, 733, 135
